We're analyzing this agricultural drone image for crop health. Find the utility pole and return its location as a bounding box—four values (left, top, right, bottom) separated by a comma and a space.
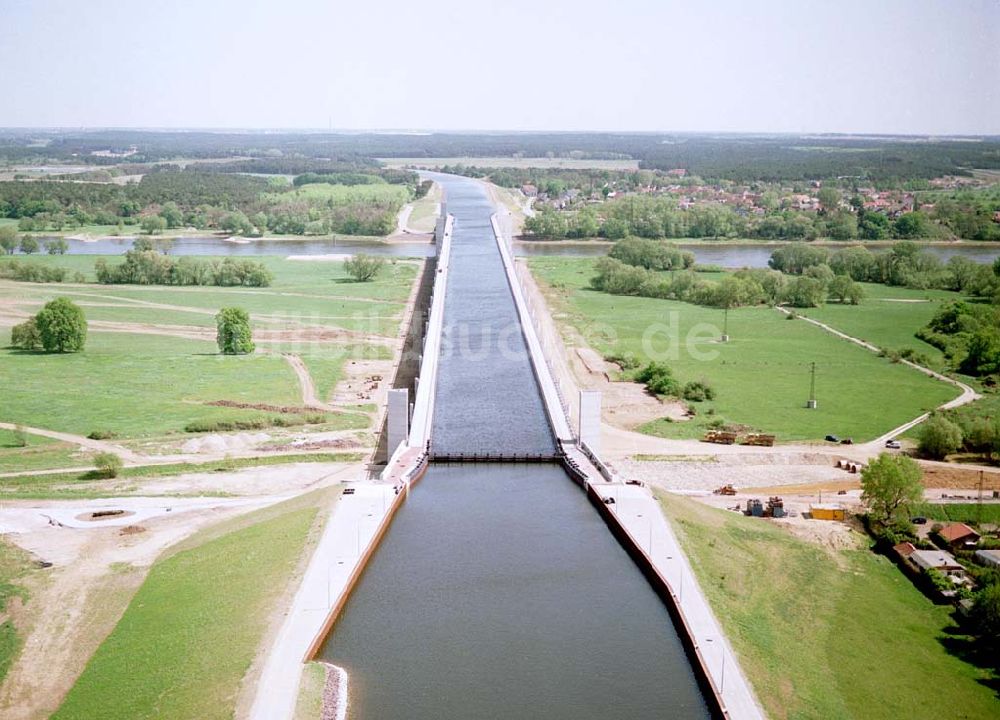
978, 470, 984, 526
806, 362, 817, 409
721, 306, 729, 342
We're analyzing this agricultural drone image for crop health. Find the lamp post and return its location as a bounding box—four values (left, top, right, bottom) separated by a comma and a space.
806, 361, 817, 409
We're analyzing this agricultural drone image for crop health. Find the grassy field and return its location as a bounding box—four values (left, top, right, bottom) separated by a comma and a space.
0, 430, 90, 474
262, 181, 410, 208
407, 181, 442, 233
293, 663, 327, 720
913, 503, 1000, 524
658, 492, 1000, 720
52, 498, 323, 720
0, 256, 416, 448
0, 452, 363, 500
379, 156, 641, 170
0, 540, 36, 685
529, 257, 957, 442
0, 332, 302, 438
799, 282, 962, 370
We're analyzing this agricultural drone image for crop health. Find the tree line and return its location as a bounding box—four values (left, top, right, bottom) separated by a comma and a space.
591, 241, 865, 309
0, 167, 413, 238
94, 243, 273, 287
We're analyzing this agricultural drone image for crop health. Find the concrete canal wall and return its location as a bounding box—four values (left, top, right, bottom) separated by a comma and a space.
248, 218, 452, 720
491, 208, 764, 720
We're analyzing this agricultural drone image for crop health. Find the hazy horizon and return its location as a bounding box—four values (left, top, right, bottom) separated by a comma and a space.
2, 0, 998, 135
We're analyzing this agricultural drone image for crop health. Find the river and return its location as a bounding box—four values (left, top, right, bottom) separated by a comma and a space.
41, 235, 1000, 268
317, 173, 710, 719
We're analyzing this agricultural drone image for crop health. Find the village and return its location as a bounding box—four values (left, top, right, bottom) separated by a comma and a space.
511, 168, 1000, 241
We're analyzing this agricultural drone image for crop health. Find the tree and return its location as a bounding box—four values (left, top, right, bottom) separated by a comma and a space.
93, 451, 122, 478
141, 215, 167, 235
817, 186, 840, 213
19, 236, 39, 254
221, 210, 254, 236
893, 212, 928, 239
344, 253, 384, 282
970, 582, 1000, 648
45, 237, 68, 255
35, 297, 87, 352
132, 237, 155, 252
0, 226, 17, 255
861, 452, 923, 525
828, 274, 864, 304
10, 317, 42, 350
917, 414, 963, 460
159, 201, 184, 228
782, 276, 826, 308
216, 307, 255, 355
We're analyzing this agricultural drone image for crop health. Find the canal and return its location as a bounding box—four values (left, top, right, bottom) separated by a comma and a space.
318, 174, 710, 719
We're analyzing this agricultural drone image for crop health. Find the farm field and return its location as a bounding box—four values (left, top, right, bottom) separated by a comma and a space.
529, 257, 958, 442
51, 497, 324, 720
658, 492, 1000, 720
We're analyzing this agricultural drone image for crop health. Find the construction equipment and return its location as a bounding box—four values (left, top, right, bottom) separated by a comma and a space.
713, 484, 737, 496
703, 430, 738, 445
746, 499, 764, 517
744, 496, 786, 518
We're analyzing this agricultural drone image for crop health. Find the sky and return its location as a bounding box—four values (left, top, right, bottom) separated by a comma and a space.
1, 0, 998, 134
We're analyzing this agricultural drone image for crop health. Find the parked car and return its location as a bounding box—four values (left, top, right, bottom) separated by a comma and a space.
825, 434, 839, 443
912, 516, 927, 525
885, 439, 902, 449
840, 438, 854, 445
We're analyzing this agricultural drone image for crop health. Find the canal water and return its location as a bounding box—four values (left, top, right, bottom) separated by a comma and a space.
319, 174, 709, 719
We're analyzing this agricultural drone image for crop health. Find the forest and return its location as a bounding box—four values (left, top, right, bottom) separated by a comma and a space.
3, 130, 1000, 183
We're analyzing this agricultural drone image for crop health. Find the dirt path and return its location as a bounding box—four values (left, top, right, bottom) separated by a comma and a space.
396, 204, 414, 234
774, 306, 980, 450
0, 422, 144, 463
281, 354, 337, 412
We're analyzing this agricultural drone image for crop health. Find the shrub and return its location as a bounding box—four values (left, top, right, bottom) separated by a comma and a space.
35, 297, 87, 352
343, 253, 384, 282
0, 260, 68, 283
94, 452, 123, 479
635, 362, 680, 397
682, 380, 716, 402
87, 430, 117, 440
10, 318, 42, 350
605, 351, 640, 370
12, 425, 28, 448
